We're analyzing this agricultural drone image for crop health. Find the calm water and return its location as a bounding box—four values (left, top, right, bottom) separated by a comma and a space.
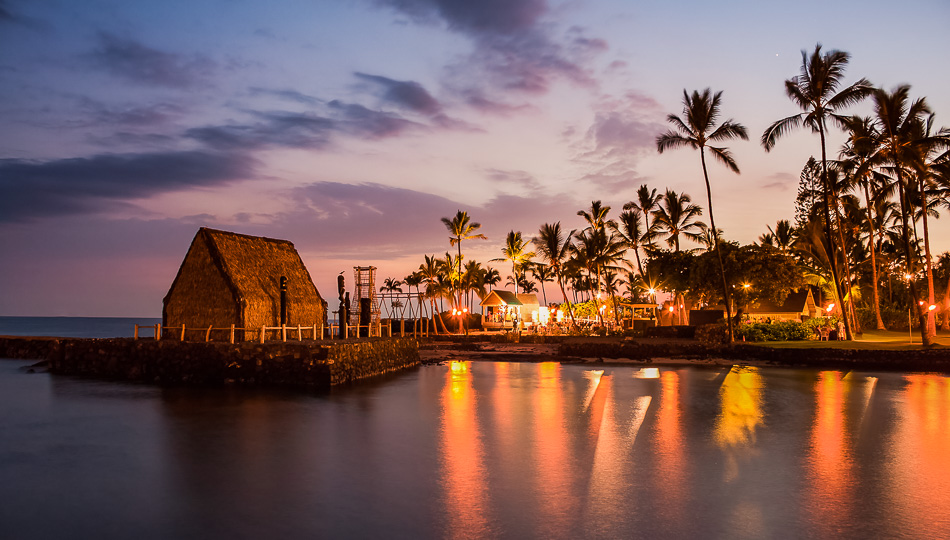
1, 359, 949, 539
0, 316, 161, 338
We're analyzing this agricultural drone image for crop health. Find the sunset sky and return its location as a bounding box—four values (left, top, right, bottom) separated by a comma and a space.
1, 0, 948, 316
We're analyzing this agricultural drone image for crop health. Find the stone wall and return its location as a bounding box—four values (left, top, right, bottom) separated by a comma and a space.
0, 336, 420, 390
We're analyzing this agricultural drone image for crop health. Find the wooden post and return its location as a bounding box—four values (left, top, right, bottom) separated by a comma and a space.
230, 324, 235, 344
260, 326, 265, 344
297, 325, 302, 340
156, 324, 162, 340
205, 325, 213, 342
180, 324, 186, 341
282, 324, 287, 342
400, 319, 405, 337
134, 324, 140, 340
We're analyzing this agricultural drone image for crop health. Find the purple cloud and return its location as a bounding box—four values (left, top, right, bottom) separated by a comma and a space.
354, 72, 442, 115
88, 32, 215, 88
186, 112, 336, 150
378, 0, 604, 96
0, 151, 255, 222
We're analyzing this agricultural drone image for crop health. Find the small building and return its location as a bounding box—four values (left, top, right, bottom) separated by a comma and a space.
746, 288, 818, 322
480, 290, 541, 330
163, 227, 327, 341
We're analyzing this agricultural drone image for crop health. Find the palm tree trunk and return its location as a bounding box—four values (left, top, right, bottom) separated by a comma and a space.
895, 167, 932, 346
862, 181, 886, 329
819, 125, 853, 340
832, 195, 860, 335
700, 150, 734, 343
921, 185, 936, 337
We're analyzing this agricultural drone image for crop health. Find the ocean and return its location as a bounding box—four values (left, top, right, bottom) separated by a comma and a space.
0, 316, 162, 339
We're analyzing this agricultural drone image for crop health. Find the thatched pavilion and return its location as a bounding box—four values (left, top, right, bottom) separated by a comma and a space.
163, 228, 326, 340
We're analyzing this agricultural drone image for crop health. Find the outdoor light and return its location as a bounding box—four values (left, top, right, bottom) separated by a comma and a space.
669, 306, 674, 312
648, 288, 656, 295
919, 301, 925, 306
743, 283, 750, 289
905, 273, 912, 280
826, 303, 834, 313
929, 305, 937, 311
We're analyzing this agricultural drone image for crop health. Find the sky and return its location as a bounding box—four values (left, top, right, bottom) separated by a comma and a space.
1, 0, 948, 317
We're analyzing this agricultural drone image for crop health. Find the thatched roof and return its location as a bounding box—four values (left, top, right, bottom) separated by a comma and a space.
164, 227, 324, 319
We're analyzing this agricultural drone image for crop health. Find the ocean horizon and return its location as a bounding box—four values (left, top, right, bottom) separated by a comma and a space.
0, 316, 162, 339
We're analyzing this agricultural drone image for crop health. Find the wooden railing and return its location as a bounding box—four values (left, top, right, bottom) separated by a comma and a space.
134, 322, 393, 343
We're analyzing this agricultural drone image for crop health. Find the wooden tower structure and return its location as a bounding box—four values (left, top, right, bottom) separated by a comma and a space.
351, 266, 380, 335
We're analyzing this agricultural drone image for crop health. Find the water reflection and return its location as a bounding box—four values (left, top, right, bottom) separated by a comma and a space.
6, 361, 950, 538
440, 361, 490, 539
888, 374, 950, 538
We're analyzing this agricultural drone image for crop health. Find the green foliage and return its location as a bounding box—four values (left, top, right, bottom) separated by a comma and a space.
695, 323, 729, 346
690, 243, 804, 307
737, 321, 812, 342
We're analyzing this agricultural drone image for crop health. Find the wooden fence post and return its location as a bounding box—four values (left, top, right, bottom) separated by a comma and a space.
230, 324, 235, 344
134, 324, 140, 340
259, 326, 265, 344
155, 324, 161, 340
180, 324, 186, 341
282, 324, 287, 342
205, 325, 213, 342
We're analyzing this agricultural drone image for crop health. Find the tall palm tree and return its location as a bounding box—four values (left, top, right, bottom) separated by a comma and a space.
418, 254, 449, 334
484, 267, 501, 292
572, 227, 627, 325
440, 210, 487, 306
533, 222, 577, 327
612, 208, 656, 278
531, 264, 555, 305
840, 115, 889, 329
624, 184, 663, 240
868, 85, 946, 346
492, 231, 535, 294
652, 189, 705, 251
761, 44, 872, 340
657, 88, 749, 344
578, 200, 614, 231
403, 271, 423, 319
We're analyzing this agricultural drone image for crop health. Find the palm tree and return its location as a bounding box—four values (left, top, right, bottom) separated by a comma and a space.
840, 115, 888, 329
624, 185, 663, 241
533, 222, 578, 327
492, 231, 535, 294
531, 264, 555, 305
657, 88, 748, 344
578, 200, 614, 231
869, 85, 950, 346
418, 254, 449, 334
652, 189, 705, 251
572, 227, 627, 325
484, 267, 501, 292
403, 271, 423, 319
440, 210, 487, 306
761, 44, 872, 340
612, 208, 655, 277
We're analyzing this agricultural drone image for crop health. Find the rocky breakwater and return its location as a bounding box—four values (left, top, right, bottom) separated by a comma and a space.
1, 336, 421, 389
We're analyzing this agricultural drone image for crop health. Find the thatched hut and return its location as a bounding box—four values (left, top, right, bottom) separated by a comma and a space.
163, 227, 327, 340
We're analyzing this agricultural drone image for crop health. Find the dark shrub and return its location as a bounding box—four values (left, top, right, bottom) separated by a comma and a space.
737, 321, 811, 341
695, 323, 729, 346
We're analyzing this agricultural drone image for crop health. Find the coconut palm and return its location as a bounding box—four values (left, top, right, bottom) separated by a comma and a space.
611, 208, 656, 277
441, 210, 487, 306
624, 185, 663, 242
652, 189, 705, 251
530, 264, 555, 305
484, 267, 501, 292
868, 85, 950, 346
572, 227, 627, 325
533, 222, 578, 327
657, 87, 748, 343
839, 115, 889, 329
418, 254, 449, 334
492, 231, 535, 294
403, 271, 423, 319
761, 44, 872, 340
578, 200, 614, 231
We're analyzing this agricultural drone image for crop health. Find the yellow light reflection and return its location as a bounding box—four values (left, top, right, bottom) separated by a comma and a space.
634, 367, 660, 379
440, 361, 489, 539
532, 362, 575, 537
655, 370, 685, 512
714, 366, 764, 449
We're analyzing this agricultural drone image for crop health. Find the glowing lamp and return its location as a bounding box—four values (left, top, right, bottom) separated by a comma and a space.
929, 304, 937, 311
826, 303, 834, 313
669, 306, 674, 312
648, 288, 656, 295
743, 283, 750, 289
